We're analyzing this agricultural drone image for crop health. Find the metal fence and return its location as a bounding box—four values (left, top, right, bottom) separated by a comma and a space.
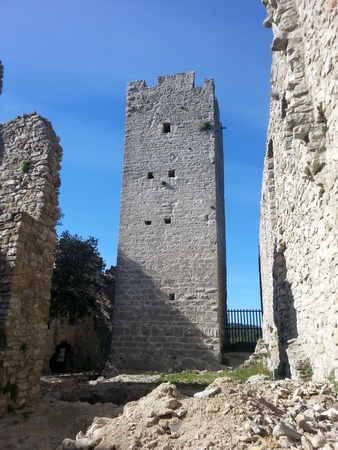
224, 309, 262, 352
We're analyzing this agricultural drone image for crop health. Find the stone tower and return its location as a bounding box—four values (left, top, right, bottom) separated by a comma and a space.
110, 72, 226, 371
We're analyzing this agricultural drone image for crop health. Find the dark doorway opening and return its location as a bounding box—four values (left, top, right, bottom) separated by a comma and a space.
49, 340, 74, 373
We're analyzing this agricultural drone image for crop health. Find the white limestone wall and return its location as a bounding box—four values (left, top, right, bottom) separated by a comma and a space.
259, 0, 338, 381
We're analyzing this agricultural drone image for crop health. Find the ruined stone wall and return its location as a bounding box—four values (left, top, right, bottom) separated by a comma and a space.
0, 106, 62, 412
110, 72, 226, 371
259, 0, 338, 381
44, 267, 115, 374
44, 317, 103, 373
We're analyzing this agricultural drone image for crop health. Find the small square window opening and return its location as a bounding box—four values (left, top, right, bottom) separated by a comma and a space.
169, 293, 175, 300
147, 172, 154, 179
145, 220, 152, 225
164, 217, 171, 224
162, 122, 171, 133
168, 169, 175, 178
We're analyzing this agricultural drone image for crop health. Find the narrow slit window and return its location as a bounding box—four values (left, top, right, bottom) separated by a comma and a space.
281, 95, 287, 119
162, 122, 171, 133
145, 220, 152, 225
164, 217, 171, 224
169, 293, 175, 300
267, 139, 273, 158
147, 172, 154, 179
168, 169, 175, 178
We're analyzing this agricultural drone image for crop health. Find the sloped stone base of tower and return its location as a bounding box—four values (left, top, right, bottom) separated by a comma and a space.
109, 254, 224, 372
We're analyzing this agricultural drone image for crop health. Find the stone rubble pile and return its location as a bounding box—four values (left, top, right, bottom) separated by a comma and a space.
61, 377, 338, 450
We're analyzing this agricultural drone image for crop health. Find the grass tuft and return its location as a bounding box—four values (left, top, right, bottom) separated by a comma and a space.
327, 370, 338, 395
158, 362, 272, 387
158, 369, 223, 387
2, 382, 18, 401
199, 121, 212, 132
20, 159, 32, 174
228, 362, 272, 383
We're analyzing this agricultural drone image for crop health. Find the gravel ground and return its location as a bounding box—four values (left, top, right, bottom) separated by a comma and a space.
0, 373, 337, 450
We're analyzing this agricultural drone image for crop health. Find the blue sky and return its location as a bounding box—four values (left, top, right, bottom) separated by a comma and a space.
0, 1, 272, 310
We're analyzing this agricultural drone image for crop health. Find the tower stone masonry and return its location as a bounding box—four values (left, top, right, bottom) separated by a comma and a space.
110, 71, 226, 371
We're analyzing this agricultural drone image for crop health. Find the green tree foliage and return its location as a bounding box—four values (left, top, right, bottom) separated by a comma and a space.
50, 231, 105, 323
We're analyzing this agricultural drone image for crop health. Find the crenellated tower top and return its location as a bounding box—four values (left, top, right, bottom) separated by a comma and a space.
126, 71, 215, 94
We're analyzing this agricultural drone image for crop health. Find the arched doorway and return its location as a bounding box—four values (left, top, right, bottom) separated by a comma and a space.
49, 340, 74, 373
